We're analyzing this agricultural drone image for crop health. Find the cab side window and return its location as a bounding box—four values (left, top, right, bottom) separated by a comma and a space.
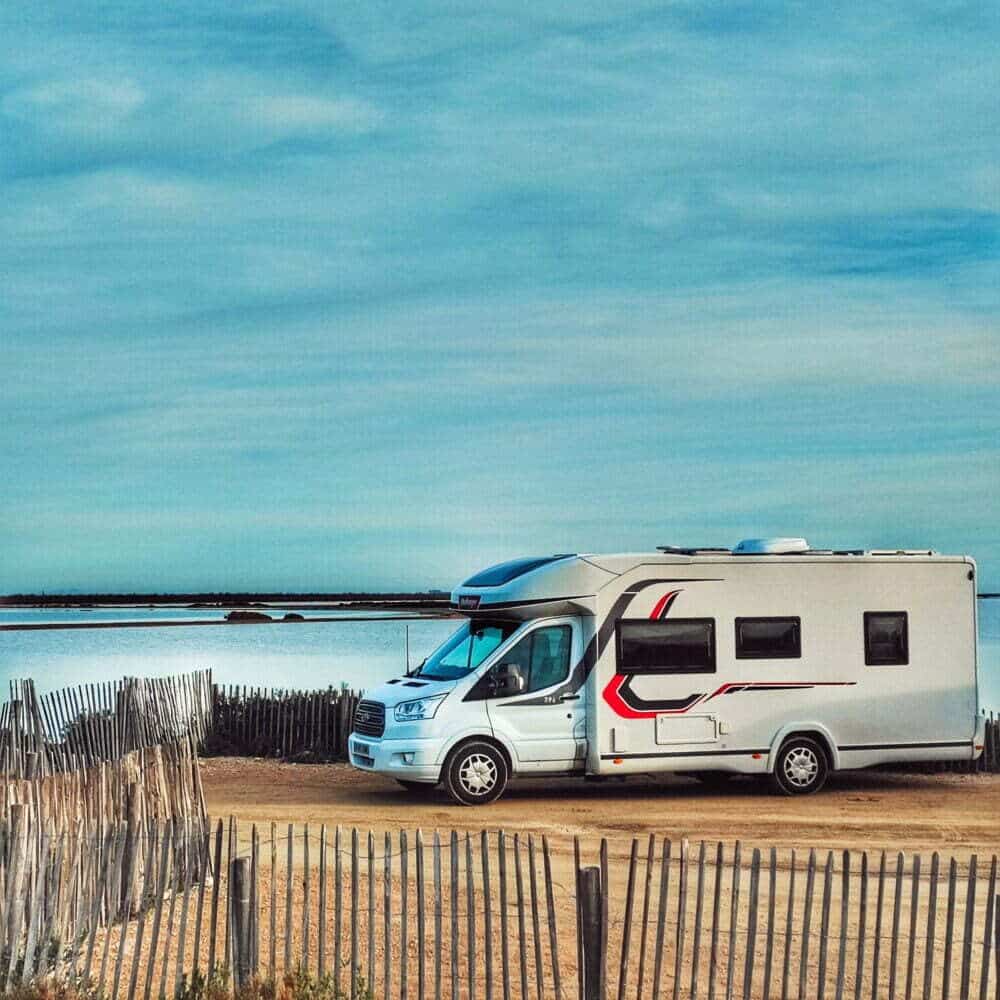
496, 625, 573, 694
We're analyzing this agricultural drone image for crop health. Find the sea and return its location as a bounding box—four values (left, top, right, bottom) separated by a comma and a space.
1, 600, 999, 711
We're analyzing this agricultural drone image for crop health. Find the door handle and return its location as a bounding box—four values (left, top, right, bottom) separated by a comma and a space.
559, 694, 580, 702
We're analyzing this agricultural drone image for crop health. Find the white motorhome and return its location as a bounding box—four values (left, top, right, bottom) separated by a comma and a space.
348, 540, 983, 804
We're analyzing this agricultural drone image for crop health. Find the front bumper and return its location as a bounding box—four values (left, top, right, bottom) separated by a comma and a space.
348, 734, 444, 784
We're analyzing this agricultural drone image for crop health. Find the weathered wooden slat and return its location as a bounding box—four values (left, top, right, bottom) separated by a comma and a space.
798, 849, 818, 1000
708, 841, 722, 1000
303, 823, 311, 973
637, 834, 657, 1000
762, 846, 777, 1000
351, 827, 360, 1000
285, 823, 294, 975
369, 830, 377, 995
835, 851, 851, 1000
451, 830, 461, 1000
905, 854, 922, 1000
435, 831, 443, 1000
542, 835, 561, 1000
417, 828, 427, 1000
725, 841, 742, 1000
923, 853, 941, 1000
961, 855, 978, 1000
870, 852, 887, 1000
853, 852, 869, 1000
485, 830, 496, 1000
384, 831, 393, 1000
742, 848, 761, 1000
515, 834, 529, 1000
269, 821, 277, 982
979, 854, 1000, 1000
941, 858, 958, 1000
465, 833, 476, 1000
673, 838, 690, 1000
400, 830, 409, 1000
499, 831, 512, 1000
781, 850, 797, 1000
336, 826, 344, 997
528, 836, 542, 1000
818, 851, 834, 1000
618, 838, 640, 1000
319, 825, 328, 978
208, 819, 225, 975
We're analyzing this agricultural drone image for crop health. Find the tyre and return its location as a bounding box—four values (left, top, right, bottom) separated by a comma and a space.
443, 741, 509, 805
769, 736, 829, 795
396, 779, 436, 795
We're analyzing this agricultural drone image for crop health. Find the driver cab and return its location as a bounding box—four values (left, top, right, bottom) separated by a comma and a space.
461, 616, 586, 769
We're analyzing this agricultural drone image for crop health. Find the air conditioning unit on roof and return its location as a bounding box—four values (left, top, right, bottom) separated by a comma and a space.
733, 537, 809, 555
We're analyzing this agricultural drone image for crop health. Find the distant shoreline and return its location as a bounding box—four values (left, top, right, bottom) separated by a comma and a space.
0, 610, 460, 632
0, 591, 451, 609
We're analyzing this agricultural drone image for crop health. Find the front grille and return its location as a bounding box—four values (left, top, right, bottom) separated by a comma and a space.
353, 700, 385, 738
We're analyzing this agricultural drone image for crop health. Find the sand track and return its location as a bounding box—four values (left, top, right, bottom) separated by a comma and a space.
201, 759, 1000, 861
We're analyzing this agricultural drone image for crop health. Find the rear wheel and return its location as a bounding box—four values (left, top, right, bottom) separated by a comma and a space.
444, 741, 509, 805
769, 736, 829, 795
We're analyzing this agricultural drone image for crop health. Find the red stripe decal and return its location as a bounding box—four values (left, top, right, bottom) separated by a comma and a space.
649, 590, 681, 620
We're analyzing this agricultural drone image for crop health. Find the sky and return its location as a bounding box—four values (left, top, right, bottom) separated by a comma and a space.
1, 1, 999, 593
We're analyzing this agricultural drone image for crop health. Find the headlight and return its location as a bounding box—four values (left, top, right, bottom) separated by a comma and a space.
394, 695, 446, 723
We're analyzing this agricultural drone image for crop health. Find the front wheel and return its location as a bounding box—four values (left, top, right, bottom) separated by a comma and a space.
769, 736, 829, 795
444, 741, 509, 805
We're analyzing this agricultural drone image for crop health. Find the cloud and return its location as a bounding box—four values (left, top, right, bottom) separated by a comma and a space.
0, 0, 998, 591
2, 78, 146, 134
243, 95, 382, 135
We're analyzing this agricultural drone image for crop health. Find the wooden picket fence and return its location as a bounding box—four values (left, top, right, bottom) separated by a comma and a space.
0, 818, 998, 999
207, 685, 362, 761
0, 670, 213, 777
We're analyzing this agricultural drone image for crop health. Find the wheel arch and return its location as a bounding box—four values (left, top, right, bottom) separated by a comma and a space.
440, 732, 515, 777
767, 723, 840, 773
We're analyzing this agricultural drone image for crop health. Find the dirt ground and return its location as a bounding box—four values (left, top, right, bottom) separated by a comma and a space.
114, 760, 996, 1000
200, 758, 1000, 861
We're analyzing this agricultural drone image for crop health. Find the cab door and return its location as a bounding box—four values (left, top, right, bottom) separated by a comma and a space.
481, 618, 586, 767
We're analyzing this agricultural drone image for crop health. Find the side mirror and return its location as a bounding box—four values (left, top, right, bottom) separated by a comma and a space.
490, 663, 526, 697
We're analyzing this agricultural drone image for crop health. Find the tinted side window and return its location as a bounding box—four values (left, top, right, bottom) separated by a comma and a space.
864, 612, 908, 665
735, 617, 801, 659
486, 625, 572, 695
617, 619, 716, 674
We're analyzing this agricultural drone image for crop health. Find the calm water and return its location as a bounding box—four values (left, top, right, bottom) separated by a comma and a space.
1, 601, 999, 710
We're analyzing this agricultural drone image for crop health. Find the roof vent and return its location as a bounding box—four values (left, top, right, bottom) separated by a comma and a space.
733, 537, 809, 555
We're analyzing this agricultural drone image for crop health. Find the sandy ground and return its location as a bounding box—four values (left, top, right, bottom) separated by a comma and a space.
92, 762, 1000, 1000
200, 758, 1000, 862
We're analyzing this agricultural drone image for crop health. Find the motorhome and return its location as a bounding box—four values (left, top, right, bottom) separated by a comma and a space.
348, 539, 983, 804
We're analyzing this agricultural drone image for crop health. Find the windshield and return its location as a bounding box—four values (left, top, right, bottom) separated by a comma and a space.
417, 619, 521, 681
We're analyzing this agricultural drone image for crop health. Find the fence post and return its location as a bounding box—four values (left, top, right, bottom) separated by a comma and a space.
4, 803, 29, 987
121, 781, 142, 917
231, 858, 252, 989
580, 866, 605, 1000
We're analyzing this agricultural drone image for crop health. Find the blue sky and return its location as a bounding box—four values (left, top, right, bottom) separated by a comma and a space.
1, 1, 998, 593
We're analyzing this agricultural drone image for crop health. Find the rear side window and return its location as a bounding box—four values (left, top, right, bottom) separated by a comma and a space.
864, 611, 908, 665
735, 617, 801, 659
617, 619, 716, 674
